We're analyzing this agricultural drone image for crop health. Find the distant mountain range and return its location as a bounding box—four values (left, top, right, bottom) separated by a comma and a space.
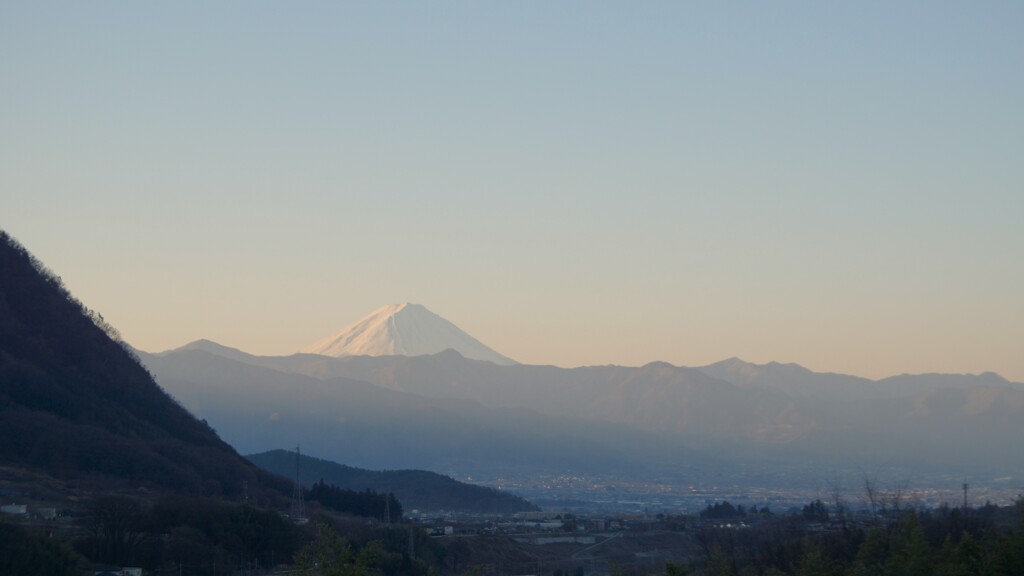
302, 303, 516, 365
139, 316, 1024, 485
247, 449, 538, 514
139, 341, 690, 477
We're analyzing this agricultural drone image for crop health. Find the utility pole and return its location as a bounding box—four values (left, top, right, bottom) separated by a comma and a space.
291, 444, 306, 523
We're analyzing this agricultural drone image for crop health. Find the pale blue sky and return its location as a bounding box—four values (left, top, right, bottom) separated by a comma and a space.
3, 2, 1022, 380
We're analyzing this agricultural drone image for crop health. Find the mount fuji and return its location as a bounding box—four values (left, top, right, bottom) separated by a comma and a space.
301, 303, 517, 365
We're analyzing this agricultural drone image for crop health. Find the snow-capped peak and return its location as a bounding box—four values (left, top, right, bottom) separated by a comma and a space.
301, 303, 517, 365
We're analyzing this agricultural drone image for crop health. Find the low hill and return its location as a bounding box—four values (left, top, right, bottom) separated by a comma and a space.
0, 230, 288, 501
247, 449, 539, 514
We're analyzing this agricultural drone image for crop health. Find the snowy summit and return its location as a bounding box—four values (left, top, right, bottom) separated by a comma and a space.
301, 303, 517, 365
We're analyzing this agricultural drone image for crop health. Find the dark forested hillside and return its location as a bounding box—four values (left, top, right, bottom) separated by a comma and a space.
248, 449, 538, 514
308, 480, 404, 523
0, 230, 288, 499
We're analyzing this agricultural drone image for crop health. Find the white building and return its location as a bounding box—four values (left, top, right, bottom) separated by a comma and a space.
1, 503, 27, 515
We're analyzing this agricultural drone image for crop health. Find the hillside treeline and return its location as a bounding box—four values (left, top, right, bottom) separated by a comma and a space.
2, 494, 445, 576
0, 521, 81, 576
309, 478, 403, 523
71, 496, 305, 571
683, 499, 1024, 576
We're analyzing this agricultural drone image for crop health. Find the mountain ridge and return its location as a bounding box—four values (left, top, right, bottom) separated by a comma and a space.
139, 340, 1024, 477
136, 346, 686, 476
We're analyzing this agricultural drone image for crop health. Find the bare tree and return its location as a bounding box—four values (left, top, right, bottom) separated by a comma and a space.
863, 474, 880, 521
85, 496, 146, 565
826, 476, 848, 529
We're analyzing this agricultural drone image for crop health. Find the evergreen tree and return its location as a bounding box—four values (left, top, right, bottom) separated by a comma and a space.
705, 545, 735, 576
665, 560, 691, 575
885, 511, 932, 576
849, 527, 888, 576
0, 522, 81, 576
794, 544, 834, 576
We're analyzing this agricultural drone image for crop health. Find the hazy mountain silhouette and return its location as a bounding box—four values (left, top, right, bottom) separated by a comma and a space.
247, 449, 539, 514
698, 357, 1023, 401
192, 349, 806, 442
698, 357, 879, 401
0, 230, 288, 499
140, 341, 1024, 479
137, 346, 710, 478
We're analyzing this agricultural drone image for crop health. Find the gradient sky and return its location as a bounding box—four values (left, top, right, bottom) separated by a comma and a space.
2, 2, 1022, 381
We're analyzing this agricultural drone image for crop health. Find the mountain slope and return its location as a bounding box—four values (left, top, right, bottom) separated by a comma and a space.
247, 450, 539, 514
0, 230, 287, 499
302, 303, 516, 365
